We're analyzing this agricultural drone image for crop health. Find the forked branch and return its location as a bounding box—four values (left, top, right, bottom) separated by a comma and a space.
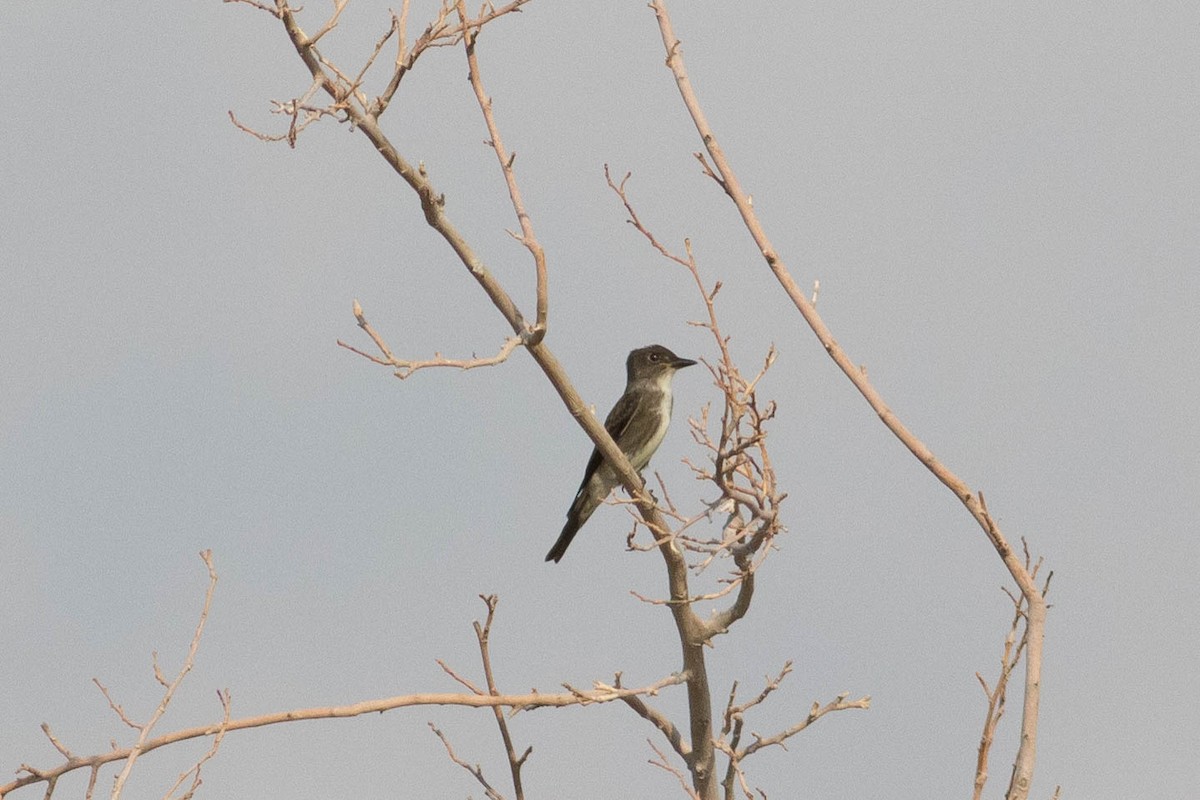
337, 299, 522, 379
716, 665, 869, 799
975, 542, 1053, 800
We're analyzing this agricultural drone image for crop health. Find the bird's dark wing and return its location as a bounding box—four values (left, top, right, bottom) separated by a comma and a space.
546, 390, 650, 563
571, 388, 643, 496
604, 384, 645, 441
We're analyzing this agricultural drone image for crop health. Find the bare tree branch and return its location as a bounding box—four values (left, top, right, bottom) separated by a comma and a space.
713, 664, 869, 796
647, 741, 702, 800
603, 167, 785, 640
617, 673, 691, 762
37, 726, 74, 762
235, 1, 685, 613
436, 658, 487, 696
645, 3, 1049, 797
221, 0, 282, 18
3, 676, 687, 798
430, 722, 506, 800
975, 543, 1052, 800
739, 693, 872, 759
338, 299, 523, 378
601, 164, 806, 798
91, 680, 140, 731
456, 0, 547, 342
110, 550, 219, 800
161, 689, 232, 800
472, 595, 528, 800
220, 6, 810, 798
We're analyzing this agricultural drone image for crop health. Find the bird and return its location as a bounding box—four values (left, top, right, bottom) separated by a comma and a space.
545, 344, 697, 563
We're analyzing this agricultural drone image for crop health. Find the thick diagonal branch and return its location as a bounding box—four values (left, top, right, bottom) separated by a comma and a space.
264, 7, 717, 793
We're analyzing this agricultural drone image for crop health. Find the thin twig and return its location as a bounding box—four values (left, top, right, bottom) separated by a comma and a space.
160, 689, 232, 800
38, 726, 74, 761
429, 723, 505, 800
110, 550, 219, 800
436, 659, 486, 695
740, 693, 871, 759
456, 0, 547, 342
473, 595, 527, 800
647, 741, 702, 800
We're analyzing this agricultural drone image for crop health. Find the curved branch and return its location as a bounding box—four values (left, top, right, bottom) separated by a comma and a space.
646, 3, 1047, 798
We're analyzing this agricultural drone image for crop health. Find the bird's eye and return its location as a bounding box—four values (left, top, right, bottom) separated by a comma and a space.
649, 353, 660, 361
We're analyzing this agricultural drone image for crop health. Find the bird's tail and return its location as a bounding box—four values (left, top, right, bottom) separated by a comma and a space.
544, 517, 580, 563
545, 492, 600, 563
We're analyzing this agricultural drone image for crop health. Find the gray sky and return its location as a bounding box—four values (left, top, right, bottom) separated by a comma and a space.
3, 2, 1198, 798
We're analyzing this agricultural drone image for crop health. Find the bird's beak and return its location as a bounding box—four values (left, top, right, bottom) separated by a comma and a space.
672, 356, 698, 370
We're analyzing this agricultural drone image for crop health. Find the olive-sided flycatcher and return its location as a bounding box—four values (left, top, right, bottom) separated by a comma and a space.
545, 344, 697, 563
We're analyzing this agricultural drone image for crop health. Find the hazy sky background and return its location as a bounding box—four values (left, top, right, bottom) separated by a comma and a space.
3, 2, 1198, 798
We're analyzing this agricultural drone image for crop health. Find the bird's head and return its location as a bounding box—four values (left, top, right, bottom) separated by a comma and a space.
626, 344, 697, 382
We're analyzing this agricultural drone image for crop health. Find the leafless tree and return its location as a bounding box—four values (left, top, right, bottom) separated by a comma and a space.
3, 3, 1052, 799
